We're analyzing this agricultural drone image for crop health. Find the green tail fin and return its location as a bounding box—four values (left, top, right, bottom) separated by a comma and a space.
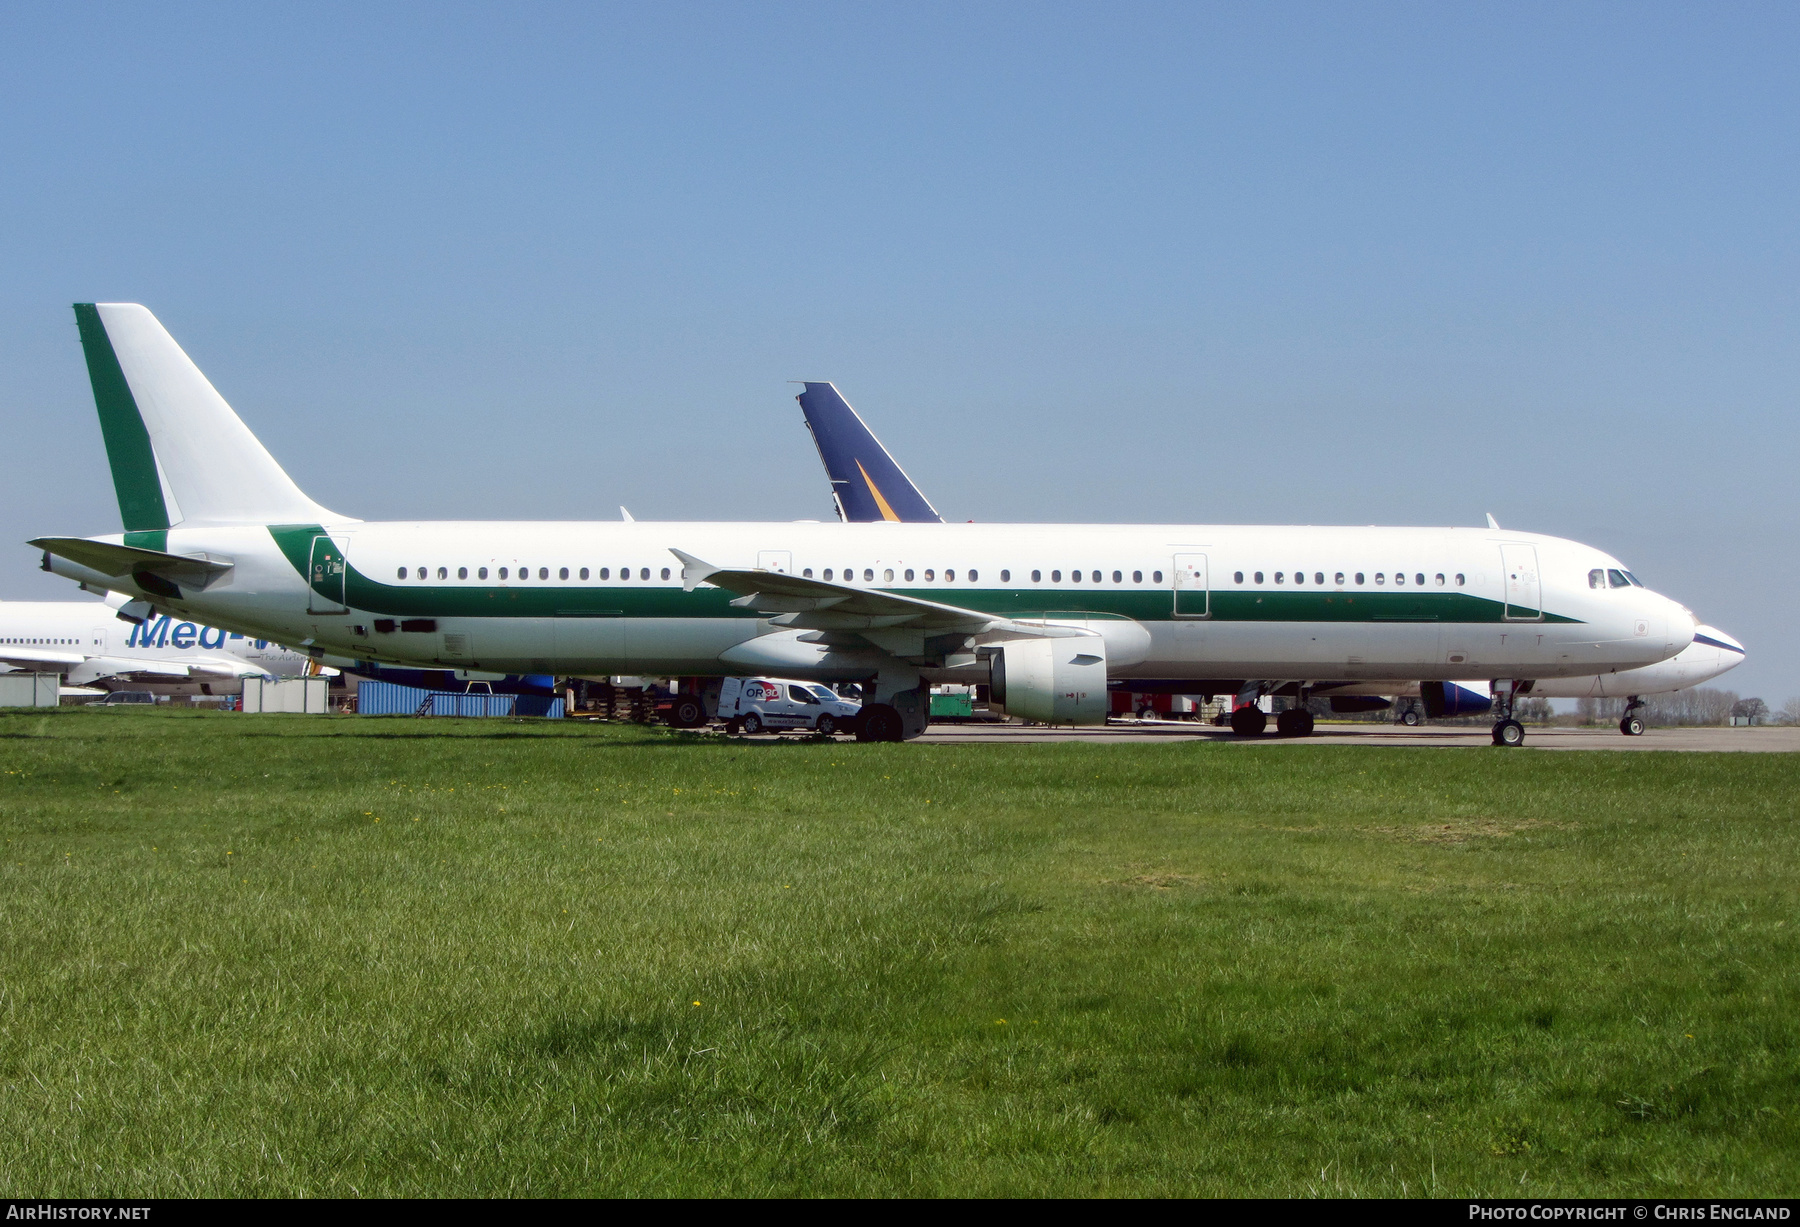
73, 302, 171, 532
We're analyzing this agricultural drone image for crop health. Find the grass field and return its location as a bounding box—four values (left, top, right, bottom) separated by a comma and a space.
0, 708, 1794, 1197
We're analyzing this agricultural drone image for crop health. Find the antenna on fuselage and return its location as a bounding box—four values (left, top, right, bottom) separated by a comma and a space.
1485, 513, 1500, 529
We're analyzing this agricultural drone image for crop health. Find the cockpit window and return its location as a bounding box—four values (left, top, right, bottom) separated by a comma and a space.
1589, 568, 1605, 589
1608, 569, 1632, 588
1624, 571, 1642, 586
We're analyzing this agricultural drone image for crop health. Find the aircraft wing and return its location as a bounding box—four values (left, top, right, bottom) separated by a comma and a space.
66, 656, 194, 684
29, 537, 234, 592
670, 550, 1086, 641
0, 647, 87, 670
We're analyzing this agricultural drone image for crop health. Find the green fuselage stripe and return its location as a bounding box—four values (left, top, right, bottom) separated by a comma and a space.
268, 528, 1579, 626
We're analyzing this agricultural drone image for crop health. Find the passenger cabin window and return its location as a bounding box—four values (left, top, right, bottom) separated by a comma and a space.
598, 567, 609, 580
1355, 572, 1365, 584
904, 569, 915, 581
1274, 572, 1284, 584
1071, 570, 1081, 583
1152, 571, 1162, 583
459, 567, 469, 580
540, 567, 550, 580
1455, 573, 1465, 585
863, 569, 873, 581
1334, 572, 1344, 584
946, 569, 956, 581
1133, 570, 1142, 583
1293, 571, 1303, 585
559, 567, 569, 580
1254, 572, 1263, 583
1051, 570, 1061, 582
802, 568, 813, 578
580, 567, 589, 580
397, 567, 406, 580
1434, 573, 1444, 586
1395, 573, 1405, 586
823, 569, 833, 580
479, 567, 488, 579
499, 567, 509, 579
884, 569, 894, 582
1113, 571, 1122, 583
1315, 572, 1324, 585
1031, 570, 1041, 582
661, 568, 670, 580
1415, 573, 1424, 586
416, 567, 426, 580
1375, 573, 1385, 585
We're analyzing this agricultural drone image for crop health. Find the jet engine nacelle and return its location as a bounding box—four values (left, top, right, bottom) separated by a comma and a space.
1420, 680, 1492, 719
988, 636, 1108, 725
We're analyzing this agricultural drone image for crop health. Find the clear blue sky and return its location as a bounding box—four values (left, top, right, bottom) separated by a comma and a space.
2, 3, 1794, 701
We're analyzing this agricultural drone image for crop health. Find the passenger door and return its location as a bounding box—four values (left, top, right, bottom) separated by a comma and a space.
1500, 545, 1542, 622
1172, 553, 1210, 618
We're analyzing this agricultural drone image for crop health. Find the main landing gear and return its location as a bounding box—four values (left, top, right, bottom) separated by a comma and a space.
1619, 697, 1646, 737
1229, 705, 1267, 737
1229, 686, 1316, 738
1490, 681, 1526, 747
1275, 708, 1314, 737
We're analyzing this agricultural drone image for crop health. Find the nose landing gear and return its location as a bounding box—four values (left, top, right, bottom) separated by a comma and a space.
1490, 681, 1528, 747
1619, 696, 1646, 736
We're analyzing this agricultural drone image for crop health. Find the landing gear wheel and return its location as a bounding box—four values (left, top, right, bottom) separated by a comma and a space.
814, 713, 837, 736
1492, 718, 1525, 747
740, 712, 764, 735
1137, 706, 1155, 720
856, 703, 903, 742
1275, 709, 1315, 737
1620, 716, 1645, 736
1400, 708, 1422, 727
1230, 706, 1267, 737
724, 717, 743, 735
665, 696, 707, 729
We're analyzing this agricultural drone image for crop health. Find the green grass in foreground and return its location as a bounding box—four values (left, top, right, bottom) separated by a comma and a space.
0, 708, 1795, 1197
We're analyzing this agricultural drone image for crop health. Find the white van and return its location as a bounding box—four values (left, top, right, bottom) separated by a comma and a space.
717, 677, 861, 735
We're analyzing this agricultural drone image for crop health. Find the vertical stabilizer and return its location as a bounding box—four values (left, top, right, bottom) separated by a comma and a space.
795, 382, 943, 523
73, 304, 341, 529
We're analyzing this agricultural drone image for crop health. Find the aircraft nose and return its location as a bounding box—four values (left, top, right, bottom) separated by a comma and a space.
1693, 625, 1747, 658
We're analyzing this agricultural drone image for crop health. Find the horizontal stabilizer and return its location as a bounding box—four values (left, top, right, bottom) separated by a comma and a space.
32, 537, 234, 591
796, 383, 942, 523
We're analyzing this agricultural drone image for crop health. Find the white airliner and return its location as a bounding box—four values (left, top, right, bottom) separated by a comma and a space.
33, 304, 1700, 744
792, 383, 1745, 734
0, 596, 332, 694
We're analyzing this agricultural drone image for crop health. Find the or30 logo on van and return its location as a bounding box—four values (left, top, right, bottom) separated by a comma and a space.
743, 682, 777, 702
126, 616, 268, 652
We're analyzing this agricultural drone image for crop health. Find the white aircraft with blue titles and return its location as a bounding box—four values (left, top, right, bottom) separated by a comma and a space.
0, 594, 332, 695
33, 304, 1705, 745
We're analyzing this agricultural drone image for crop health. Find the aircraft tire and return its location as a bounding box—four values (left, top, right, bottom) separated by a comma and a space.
1620, 716, 1645, 736
1400, 709, 1421, 726
1277, 709, 1314, 737
1492, 718, 1525, 747
857, 704, 904, 742
1229, 706, 1267, 737
1137, 706, 1155, 720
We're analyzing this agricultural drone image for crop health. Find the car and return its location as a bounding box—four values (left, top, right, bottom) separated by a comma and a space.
96, 690, 159, 705
717, 677, 861, 735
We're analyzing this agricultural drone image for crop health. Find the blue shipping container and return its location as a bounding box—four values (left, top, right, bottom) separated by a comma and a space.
357, 681, 564, 718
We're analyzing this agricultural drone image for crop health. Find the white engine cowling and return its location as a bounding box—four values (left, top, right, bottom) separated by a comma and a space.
989, 636, 1108, 725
